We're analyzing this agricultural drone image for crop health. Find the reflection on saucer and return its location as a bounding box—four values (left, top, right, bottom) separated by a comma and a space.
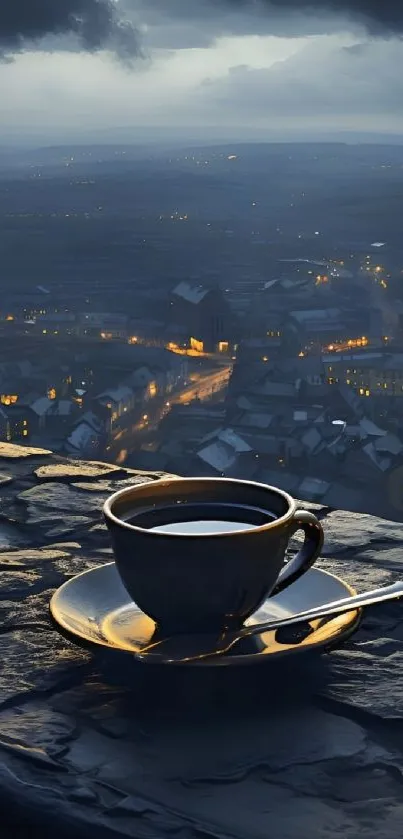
274, 621, 316, 646
50, 563, 361, 667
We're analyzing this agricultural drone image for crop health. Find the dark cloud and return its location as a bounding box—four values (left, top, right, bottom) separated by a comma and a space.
0, 0, 140, 58
126, 0, 403, 51
0, 0, 401, 61
214, 1, 403, 32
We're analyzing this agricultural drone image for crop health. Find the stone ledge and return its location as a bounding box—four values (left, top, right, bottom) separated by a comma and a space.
0, 442, 403, 838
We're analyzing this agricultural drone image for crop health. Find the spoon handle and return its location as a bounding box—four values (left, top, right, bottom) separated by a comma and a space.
137, 581, 403, 665
237, 580, 403, 641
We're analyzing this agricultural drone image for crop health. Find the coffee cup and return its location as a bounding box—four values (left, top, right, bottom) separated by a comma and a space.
103, 477, 323, 635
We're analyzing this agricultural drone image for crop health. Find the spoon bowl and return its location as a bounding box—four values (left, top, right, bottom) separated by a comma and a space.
137, 580, 403, 664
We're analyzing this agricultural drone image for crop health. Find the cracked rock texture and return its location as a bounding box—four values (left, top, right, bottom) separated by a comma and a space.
1, 443, 403, 838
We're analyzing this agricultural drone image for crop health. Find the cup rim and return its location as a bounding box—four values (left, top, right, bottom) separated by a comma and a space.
103, 477, 297, 538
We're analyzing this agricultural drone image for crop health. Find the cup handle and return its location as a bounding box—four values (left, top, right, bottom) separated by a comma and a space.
271, 510, 324, 596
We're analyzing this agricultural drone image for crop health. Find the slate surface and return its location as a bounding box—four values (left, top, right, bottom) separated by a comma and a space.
0, 443, 403, 838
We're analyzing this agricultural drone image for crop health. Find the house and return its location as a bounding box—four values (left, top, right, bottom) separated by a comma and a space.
160, 404, 226, 450
129, 365, 158, 391
169, 281, 233, 353
279, 355, 325, 388
79, 410, 108, 436
44, 400, 77, 439
128, 365, 167, 402
3, 290, 52, 320
236, 338, 282, 366
0, 403, 30, 442
88, 344, 189, 395
65, 422, 103, 457
76, 312, 129, 341
234, 412, 274, 431
248, 380, 296, 399
197, 428, 252, 475
35, 313, 77, 336
323, 351, 403, 398
128, 318, 166, 347
0, 363, 35, 409
284, 308, 369, 353
95, 385, 136, 425
30, 397, 54, 430
239, 308, 284, 343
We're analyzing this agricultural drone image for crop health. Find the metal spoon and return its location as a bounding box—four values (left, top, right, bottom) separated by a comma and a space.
137, 580, 403, 664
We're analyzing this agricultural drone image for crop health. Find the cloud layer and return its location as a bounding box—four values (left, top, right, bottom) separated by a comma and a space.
132, 0, 403, 46
0, 0, 139, 58
214, 1, 403, 32
0, 0, 402, 142
1, 1, 403, 59
199, 38, 403, 129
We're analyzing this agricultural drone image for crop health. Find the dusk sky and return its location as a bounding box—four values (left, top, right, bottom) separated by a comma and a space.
0, 1, 402, 144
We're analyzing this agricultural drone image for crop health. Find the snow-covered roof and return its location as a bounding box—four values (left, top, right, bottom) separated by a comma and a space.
197, 442, 236, 473
298, 477, 330, 498
359, 417, 387, 438
251, 381, 295, 398
172, 281, 209, 305
97, 386, 133, 403
217, 428, 252, 452
79, 411, 104, 432
294, 410, 308, 422
130, 366, 155, 386
291, 308, 341, 324
67, 423, 96, 452
197, 427, 251, 472
362, 442, 392, 472
237, 413, 273, 430
374, 434, 403, 456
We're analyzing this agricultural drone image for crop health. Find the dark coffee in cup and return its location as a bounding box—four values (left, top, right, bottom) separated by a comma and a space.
124, 502, 277, 534
104, 478, 323, 635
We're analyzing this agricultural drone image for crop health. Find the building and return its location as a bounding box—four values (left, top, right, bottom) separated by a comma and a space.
0, 403, 30, 442
76, 313, 129, 341
85, 344, 189, 394
95, 385, 136, 426
169, 282, 233, 353
235, 339, 282, 366
29, 397, 56, 431
196, 428, 253, 477
35, 313, 77, 337
128, 318, 166, 347
285, 308, 370, 352
65, 414, 105, 457
323, 351, 403, 398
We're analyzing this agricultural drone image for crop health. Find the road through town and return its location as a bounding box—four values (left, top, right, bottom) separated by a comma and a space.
106, 363, 232, 463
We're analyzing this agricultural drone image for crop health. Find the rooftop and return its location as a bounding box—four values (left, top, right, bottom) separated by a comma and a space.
66, 422, 97, 454
323, 352, 403, 369
290, 308, 342, 324
97, 385, 133, 403
172, 281, 210, 305
30, 396, 53, 417
249, 380, 296, 398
